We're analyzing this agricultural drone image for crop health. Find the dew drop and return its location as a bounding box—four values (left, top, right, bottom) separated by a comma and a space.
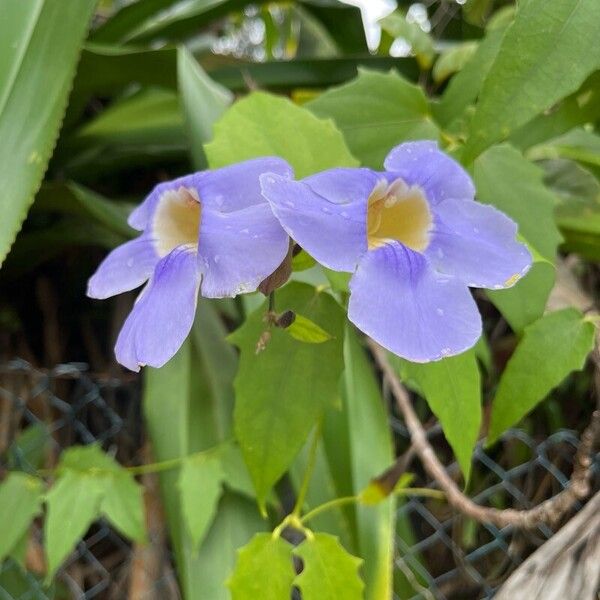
126, 258, 134, 268
436, 308, 444, 316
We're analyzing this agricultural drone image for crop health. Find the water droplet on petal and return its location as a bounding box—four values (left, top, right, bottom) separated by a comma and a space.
126, 258, 134, 268
436, 308, 444, 316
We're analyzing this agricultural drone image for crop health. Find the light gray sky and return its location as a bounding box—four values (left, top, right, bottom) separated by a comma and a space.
340, 0, 397, 48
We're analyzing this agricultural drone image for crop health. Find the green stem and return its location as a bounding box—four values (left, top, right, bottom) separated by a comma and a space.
268, 291, 276, 312
292, 420, 322, 517
300, 496, 359, 524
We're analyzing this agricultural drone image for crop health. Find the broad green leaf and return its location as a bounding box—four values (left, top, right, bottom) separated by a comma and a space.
0, 0, 97, 265
548, 160, 600, 260
211, 56, 418, 92
230, 282, 345, 510
487, 260, 555, 334
0, 473, 44, 562
178, 453, 225, 549
462, 0, 600, 162
45, 471, 104, 578
508, 72, 600, 151
380, 13, 435, 69
308, 69, 438, 168
205, 91, 357, 177
488, 309, 596, 444
473, 145, 562, 329
73, 88, 185, 150
101, 473, 146, 544
473, 145, 562, 261
228, 533, 295, 600
35, 182, 134, 241
144, 305, 262, 600
432, 41, 478, 84
433, 27, 504, 128
293, 533, 364, 600
393, 350, 481, 482
527, 129, 600, 168
218, 443, 259, 500
286, 313, 333, 344
177, 46, 232, 170
340, 326, 395, 599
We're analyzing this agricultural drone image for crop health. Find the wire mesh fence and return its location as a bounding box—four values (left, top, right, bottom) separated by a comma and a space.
0, 359, 597, 599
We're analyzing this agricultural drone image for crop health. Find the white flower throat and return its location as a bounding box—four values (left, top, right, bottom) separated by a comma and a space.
367, 178, 432, 252
152, 187, 201, 257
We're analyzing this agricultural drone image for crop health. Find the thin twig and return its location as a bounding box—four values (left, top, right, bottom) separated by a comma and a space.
367, 338, 599, 529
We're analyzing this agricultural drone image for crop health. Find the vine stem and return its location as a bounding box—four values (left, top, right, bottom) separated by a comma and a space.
367, 338, 600, 529
292, 420, 322, 517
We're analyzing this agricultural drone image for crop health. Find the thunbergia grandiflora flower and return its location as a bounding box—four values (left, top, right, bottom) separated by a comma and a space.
87, 158, 292, 371
260, 142, 532, 362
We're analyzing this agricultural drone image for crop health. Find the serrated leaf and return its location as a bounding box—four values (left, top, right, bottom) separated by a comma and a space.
45, 470, 105, 578
462, 0, 600, 162
178, 453, 225, 549
101, 472, 146, 544
308, 69, 438, 168
294, 533, 364, 600
393, 350, 481, 482
230, 282, 344, 510
228, 533, 295, 600
177, 46, 232, 170
0, 0, 97, 265
205, 91, 357, 178
286, 313, 333, 344
488, 309, 596, 444
0, 473, 44, 562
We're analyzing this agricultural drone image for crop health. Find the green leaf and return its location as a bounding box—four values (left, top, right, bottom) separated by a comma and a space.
487, 260, 555, 334
308, 69, 438, 168
177, 46, 232, 170
6, 423, 50, 472
433, 27, 504, 128
45, 470, 104, 578
488, 309, 596, 444
394, 350, 481, 482
34, 182, 134, 241
293, 533, 364, 600
473, 145, 562, 329
527, 128, 600, 168
230, 283, 345, 510
462, 0, 600, 162
205, 91, 357, 177
210, 57, 419, 92
549, 160, 600, 260
48, 445, 147, 551
380, 13, 435, 69
432, 41, 479, 84
0, 473, 44, 563
339, 325, 395, 599
228, 533, 295, 600
0, 0, 97, 265
286, 313, 333, 344
178, 453, 225, 549
474, 145, 562, 261
144, 304, 264, 600
508, 72, 600, 151
101, 472, 146, 544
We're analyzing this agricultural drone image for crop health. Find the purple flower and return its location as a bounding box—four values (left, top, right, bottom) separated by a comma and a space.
88, 158, 292, 371
260, 142, 532, 362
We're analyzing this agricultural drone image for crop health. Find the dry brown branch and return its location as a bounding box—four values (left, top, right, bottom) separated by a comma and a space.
494, 490, 600, 600
367, 338, 599, 529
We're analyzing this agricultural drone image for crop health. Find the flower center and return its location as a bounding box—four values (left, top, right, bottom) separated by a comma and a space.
152, 186, 201, 257
367, 178, 432, 251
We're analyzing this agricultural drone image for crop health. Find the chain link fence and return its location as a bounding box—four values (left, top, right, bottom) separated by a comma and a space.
0, 360, 597, 599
